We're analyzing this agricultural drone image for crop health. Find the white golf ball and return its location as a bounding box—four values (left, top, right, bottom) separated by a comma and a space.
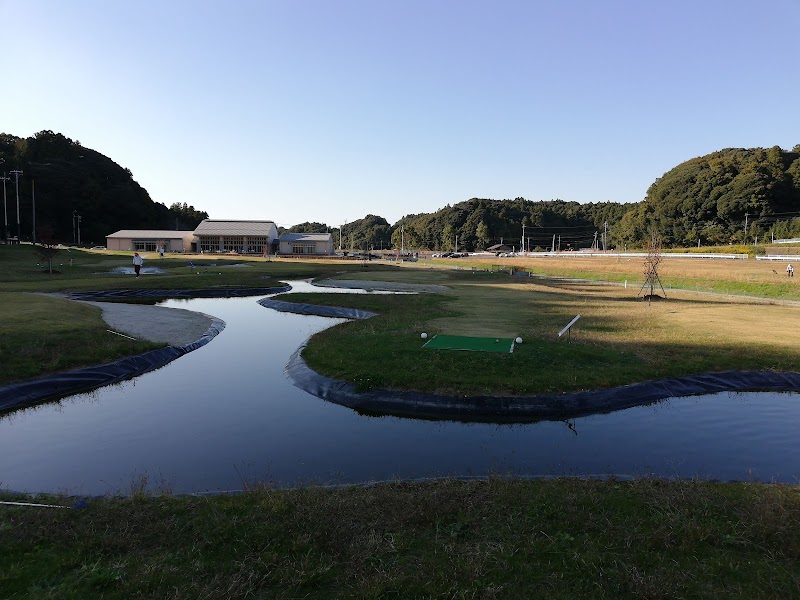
515, 337, 523, 344
421, 332, 428, 339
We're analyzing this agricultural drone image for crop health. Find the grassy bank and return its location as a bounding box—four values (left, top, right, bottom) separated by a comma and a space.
0, 245, 387, 386
292, 269, 800, 395
0, 292, 163, 385
0, 244, 382, 293
2, 478, 799, 598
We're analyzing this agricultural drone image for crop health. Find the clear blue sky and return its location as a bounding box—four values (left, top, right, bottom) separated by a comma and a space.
3, 0, 799, 228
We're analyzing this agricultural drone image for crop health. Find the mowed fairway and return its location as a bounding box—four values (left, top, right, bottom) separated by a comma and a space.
299, 260, 800, 395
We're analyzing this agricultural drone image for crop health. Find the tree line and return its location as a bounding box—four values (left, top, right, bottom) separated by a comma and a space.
3, 131, 798, 250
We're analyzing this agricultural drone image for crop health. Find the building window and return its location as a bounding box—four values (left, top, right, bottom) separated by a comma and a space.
200, 238, 218, 253
292, 243, 315, 254
134, 240, 158, 251
248, 236, 268, 254
222, 236, 244, 253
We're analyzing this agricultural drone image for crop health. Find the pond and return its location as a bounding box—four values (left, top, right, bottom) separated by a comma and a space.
1, 287, 799, 495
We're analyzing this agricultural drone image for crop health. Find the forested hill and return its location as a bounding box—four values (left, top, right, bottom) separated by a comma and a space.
0, 131, 208, 245
389, 198, 629, 252
615, 145, 800, 247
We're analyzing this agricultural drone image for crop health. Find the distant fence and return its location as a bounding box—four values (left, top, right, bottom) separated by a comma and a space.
523, 252, 748, 260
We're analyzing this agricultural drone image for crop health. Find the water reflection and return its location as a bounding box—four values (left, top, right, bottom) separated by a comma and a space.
1, 288, 799, 495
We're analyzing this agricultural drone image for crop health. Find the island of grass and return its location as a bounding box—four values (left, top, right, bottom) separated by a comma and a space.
277, 267, 800, 408
4, 245, 800, 405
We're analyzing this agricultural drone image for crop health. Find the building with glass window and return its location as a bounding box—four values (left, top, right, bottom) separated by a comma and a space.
193, 220, 280, 255
107, 220, 335, 256
105, 230, 196, 252
278, 232, 334, 256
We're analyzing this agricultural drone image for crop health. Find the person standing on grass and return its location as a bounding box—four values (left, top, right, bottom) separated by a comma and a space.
788, 264, 794, 277
133, 252, 143, 278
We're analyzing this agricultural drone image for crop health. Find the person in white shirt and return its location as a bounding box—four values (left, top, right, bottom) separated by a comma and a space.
133, 252, 143, 277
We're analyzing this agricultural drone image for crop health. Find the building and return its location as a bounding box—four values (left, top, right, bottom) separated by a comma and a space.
193, 220, 279, 254
105, 230, 195, 252
107, 220, 335, 256
278, 232, 335, 256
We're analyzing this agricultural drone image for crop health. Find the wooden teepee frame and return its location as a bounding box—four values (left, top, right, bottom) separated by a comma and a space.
638, 232, 667, 302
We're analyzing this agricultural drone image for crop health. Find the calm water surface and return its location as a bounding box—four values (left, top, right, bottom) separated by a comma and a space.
2, 286, 799, 494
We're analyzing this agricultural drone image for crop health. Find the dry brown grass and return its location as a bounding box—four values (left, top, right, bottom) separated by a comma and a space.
468, 253, 797, 285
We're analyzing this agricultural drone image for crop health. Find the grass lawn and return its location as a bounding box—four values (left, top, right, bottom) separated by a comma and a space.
2, 478, 799, 598
455, 254, 800, 299
3, 247, 800, 597
0, 244, 381, 293
291, 267, 800, 395
0, 292, 164, 385
0, 245, 392, 386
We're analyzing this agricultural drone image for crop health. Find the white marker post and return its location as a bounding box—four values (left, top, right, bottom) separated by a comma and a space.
558, 315, 581, 343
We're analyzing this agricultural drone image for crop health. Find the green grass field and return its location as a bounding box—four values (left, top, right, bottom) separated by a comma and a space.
4, 245, 800, 597
2, 478, 799, 599
290, 266, 800, 395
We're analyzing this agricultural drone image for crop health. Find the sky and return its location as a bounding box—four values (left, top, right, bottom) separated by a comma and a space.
2, 0, 799, 229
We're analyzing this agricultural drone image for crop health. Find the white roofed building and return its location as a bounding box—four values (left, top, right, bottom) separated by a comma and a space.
193, 219, 279, 254
279, 232, 334, 256
105, 230, 195, 252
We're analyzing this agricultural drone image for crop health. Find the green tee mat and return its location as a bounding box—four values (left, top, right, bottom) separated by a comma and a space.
422, 335, 516, 353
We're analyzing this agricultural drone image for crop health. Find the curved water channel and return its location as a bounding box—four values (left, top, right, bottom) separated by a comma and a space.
2, 282, 799, 495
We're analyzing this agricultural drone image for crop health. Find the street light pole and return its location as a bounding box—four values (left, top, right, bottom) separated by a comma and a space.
0, 172, 9, 241
10, 169, 23, 240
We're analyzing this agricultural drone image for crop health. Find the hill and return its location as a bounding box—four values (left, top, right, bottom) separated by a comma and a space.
615, 145, 800, 247
0, 131, 207, 245
389, 198, 629, 252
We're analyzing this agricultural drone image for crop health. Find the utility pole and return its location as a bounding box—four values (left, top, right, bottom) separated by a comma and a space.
401, 225, 404, 254
593, 231, 598, 251
603, 221, 608, 252
31, 180, 36, 244
73, 210, 78, 244
0, 171, 9, 241
744, 212, 748, 243
455, 234, 458, 254
77, 215, 82, 245
10, 169, 23, 240
557, 234, 561, 252
551, 234, 555, 252
521, 224, 526, 254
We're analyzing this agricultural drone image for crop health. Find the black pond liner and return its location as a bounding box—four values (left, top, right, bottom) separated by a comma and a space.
0, 286, 291, 413
258, 299, 800, 422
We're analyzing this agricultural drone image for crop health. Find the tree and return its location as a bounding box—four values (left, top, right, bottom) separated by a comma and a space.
475, 221, 491, 250
441, 224, 456, 251
35, 224, 61, 274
